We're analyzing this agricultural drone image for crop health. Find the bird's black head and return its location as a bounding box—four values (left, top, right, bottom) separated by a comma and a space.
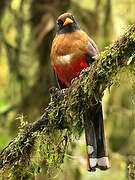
56, 13, 80, 34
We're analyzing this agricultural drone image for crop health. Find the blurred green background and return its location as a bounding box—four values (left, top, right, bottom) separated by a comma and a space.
0, 0, 135, 179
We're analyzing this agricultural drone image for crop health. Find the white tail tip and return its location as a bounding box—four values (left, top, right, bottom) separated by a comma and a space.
88, 157, 110, 171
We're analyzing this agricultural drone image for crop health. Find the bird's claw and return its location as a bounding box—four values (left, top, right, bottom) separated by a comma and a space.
71, 77, 78, 84
80, 68, 89, 75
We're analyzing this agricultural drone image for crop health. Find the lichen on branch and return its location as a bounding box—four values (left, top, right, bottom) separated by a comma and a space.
0, 24, 135, 179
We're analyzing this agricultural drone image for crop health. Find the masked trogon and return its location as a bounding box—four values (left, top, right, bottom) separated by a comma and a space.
51, 12, 110, 171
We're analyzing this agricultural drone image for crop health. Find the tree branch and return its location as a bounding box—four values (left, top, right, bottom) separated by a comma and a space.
0, 24, 135, 178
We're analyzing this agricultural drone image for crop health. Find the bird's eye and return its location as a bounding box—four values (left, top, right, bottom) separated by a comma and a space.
72, 16, 75, 20
57, 19, 63, 27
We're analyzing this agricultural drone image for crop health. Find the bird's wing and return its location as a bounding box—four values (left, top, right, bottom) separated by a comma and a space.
86, 37, 99, 66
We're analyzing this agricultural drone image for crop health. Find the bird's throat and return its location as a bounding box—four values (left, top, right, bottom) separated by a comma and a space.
57, 23, 80, 34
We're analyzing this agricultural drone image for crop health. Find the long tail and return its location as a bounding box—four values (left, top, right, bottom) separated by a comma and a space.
84, 102, 110, 171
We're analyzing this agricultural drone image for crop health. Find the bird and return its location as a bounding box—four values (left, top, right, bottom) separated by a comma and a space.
51, 12, 110, 171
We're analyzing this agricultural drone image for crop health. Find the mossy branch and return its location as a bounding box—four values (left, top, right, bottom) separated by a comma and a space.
0, 24, 135, 179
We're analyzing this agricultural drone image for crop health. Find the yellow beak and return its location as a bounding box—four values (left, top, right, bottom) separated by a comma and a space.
63, 18, 73, 26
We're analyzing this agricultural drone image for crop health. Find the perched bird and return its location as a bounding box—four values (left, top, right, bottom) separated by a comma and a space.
51, 12, 110, 171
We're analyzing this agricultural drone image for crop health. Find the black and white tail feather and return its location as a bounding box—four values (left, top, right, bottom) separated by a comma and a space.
84, 103, 110, 171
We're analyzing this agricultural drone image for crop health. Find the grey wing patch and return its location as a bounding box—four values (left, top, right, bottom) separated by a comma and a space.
86, 39, 99, 66
88, 41, 99, 57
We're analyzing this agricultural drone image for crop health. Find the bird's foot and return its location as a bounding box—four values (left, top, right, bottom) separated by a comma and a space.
80, 68, 89, 75
71, 77, 78, 84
